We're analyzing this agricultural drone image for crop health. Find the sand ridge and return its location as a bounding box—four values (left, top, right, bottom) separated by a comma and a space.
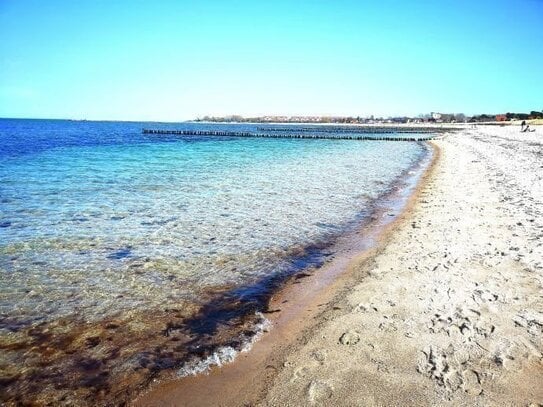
260, 126, 543, 406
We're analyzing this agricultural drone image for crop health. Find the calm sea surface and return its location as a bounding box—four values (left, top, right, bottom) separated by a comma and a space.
0, 118, 429, 404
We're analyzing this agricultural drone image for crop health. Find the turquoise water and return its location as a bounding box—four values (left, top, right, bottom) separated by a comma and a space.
1, 120, 425, 325
0, 119, 429, 404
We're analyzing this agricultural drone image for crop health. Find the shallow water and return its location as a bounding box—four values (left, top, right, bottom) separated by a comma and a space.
0, 119, 429, 404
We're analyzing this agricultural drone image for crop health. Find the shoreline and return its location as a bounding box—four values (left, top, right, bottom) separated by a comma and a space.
261, 126, 542, 405
135, 125, 542, 406
133, 142, 440, 406
0, 135, 431, 406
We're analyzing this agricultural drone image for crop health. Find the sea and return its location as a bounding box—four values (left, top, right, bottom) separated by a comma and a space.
0, 118, 431, 405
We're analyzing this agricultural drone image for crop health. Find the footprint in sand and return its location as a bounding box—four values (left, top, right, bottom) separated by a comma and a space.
452, 347, 470, 365
354, 302, 378, 312
419, 344, 487, 395
307, 380, 333, 404
291, 366, 312, 382
378, 318, 398, 332
472, 288, 499, 304
339, 330, 360, 345
311, 349, 327, 363
443, 370, 463, 391
512, 310, 543, 336
461, 369, 483, 395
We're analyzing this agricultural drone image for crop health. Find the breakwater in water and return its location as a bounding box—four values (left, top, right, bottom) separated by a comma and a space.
142, 129, 438, 141
256, 126, 455, 134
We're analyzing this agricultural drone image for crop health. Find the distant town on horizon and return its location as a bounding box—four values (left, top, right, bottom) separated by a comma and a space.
195, 110, 543, 124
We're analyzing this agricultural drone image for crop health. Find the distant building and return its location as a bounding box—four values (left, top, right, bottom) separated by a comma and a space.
496, 114, 507, 122
430, 112, 457, 123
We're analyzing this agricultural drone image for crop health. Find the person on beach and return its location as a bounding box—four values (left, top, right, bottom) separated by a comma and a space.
521, 120, 526, 131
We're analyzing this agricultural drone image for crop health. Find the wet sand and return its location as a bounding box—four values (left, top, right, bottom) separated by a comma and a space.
136, 125, 542, 406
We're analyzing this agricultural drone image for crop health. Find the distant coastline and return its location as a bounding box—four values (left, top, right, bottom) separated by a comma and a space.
2, 110, 542, 125
193, 110, 543, 125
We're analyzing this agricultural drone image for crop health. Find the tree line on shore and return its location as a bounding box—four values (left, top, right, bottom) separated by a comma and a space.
194, 110, 543, 124
469, 111, 543, 122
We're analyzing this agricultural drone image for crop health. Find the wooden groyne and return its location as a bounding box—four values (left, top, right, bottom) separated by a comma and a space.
142, 129, 436, 141
256, 126, 455, 134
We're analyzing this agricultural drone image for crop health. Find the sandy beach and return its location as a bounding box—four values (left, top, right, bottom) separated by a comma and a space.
136, 125, 542, 406
2, 1, 542, 405
260, 125, 543, 406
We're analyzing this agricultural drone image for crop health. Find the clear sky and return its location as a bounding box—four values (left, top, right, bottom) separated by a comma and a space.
1, 1, 542, 121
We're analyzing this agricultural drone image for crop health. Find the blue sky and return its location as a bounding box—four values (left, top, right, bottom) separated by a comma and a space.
1, 1, 542, 121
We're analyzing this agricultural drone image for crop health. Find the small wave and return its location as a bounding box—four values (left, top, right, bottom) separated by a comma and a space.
177, 312, 271, 377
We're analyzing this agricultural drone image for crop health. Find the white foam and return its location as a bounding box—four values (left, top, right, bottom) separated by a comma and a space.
177, 312, 272, 377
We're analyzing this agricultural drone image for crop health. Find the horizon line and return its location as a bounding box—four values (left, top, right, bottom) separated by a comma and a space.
2, 109, 541, 124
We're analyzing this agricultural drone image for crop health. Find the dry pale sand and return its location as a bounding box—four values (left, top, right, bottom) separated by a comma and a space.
260, 126, 543, 406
